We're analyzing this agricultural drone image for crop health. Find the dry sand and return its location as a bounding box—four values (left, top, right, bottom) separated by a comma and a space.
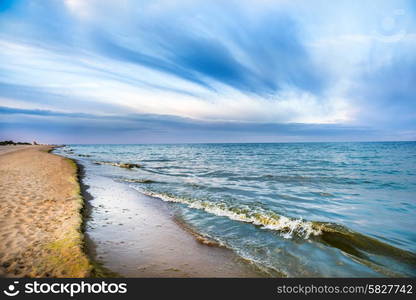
0, 145, 34, 155
0, 146, 91, 277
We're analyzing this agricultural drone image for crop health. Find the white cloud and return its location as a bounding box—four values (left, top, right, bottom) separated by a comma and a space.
2, 0, 415, 132
0, 34, 355, 125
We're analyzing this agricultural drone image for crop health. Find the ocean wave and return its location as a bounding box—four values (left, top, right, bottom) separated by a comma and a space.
133, 188, 416, 273
141, 159, 172, 162
135, 189, 321, 239
233, 174, 375, 185
141, 168, 188, 177
93, 161, 141, 169
122, 178, 157, 184
199, 170, 238, 178
174, 216, 287, 277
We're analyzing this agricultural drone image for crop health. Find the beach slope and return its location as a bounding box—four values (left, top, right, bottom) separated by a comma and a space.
0, 146, 91, 277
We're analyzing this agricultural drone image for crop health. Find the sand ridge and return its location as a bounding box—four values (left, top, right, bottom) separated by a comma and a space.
0, 146, 91, 277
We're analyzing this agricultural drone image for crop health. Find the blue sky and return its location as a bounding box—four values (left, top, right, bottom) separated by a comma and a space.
0, 0, 415, 143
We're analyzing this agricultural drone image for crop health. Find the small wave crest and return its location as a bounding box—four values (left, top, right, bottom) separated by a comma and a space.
134, 189, 416, 274
235, 174, 374, 185
141, 159, 172, 162
137, 189, 321, 239
123, 178, 157, 184
94, 161, 141, 169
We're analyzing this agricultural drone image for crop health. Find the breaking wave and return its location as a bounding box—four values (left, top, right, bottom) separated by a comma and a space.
135, 189, 321, 239
132, 188, 416, 273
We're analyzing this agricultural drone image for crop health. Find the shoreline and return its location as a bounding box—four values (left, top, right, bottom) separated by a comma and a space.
72, 156, 267, 278
0, 145, 267, 277
3, 144, 414, 277
0, 145, 91, 277
74, 161, 119, 278
55, 144, 416, 277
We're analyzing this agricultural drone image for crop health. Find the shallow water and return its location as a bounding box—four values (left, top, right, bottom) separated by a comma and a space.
80, 174, 264, 277
55, 142, 416, 277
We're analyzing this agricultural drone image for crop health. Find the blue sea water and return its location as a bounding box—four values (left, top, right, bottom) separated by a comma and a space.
55, 142, 416, 277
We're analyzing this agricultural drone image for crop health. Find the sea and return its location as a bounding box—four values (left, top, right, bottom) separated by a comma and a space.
54, 142, 416, 277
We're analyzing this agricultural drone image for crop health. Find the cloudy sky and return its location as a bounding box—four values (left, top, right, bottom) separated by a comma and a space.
0, 0, 415, 143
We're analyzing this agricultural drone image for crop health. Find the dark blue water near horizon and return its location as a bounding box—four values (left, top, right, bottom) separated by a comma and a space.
55, 141, 416, 277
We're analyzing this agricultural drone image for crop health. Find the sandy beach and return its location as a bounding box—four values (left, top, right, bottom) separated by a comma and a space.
0, 146, 91, 277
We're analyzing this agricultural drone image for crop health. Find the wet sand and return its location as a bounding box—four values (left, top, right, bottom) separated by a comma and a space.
81, 168, 265, 277
0, 146, 91, 277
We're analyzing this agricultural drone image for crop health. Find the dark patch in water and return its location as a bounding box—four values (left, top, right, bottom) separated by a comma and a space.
313, 222, 416, 274
94, 161, 141, 169
123, 178, 158, 184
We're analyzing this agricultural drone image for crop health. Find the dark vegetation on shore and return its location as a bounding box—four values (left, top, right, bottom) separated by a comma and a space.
74, 160, 120, 278
0, 140, 32, 145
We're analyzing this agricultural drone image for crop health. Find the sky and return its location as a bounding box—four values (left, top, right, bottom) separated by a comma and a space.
0, 0, 415, 144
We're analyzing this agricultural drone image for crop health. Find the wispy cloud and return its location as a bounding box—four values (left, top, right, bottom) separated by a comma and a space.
1, 105, 395, 144
0, 0, 415, 142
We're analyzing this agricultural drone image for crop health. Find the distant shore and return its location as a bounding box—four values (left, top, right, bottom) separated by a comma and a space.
0, 145, 91, 277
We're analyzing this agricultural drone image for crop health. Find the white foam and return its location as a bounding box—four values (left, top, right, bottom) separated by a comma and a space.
136, 189, 321, 239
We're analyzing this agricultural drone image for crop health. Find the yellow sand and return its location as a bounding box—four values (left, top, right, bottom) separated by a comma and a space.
0, 146, 91, 277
